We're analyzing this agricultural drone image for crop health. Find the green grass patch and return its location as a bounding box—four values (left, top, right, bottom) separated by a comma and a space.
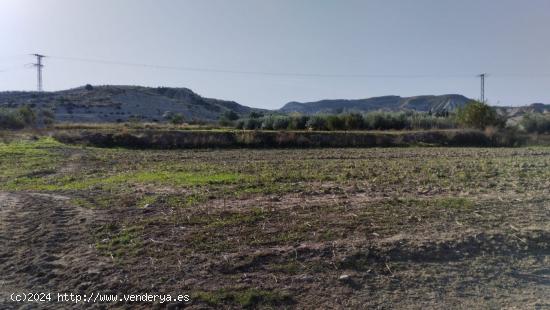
4, 170, 246, 191
0, 136, 64, 155
435, 197, 474, 210
95, 224, 143, 259
0, 137, 64, 187
125, 171, 244, 185
193, 288, 293, 308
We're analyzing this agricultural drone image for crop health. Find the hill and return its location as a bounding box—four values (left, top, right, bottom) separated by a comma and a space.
0, 85, 264, 123
279, 94, 471, 114
1, 86, 547, 124
496, 103, 550, 117
495, 103, 550, 125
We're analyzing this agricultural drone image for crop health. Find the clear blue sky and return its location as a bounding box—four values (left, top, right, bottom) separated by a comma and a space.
1, 0, 549, 108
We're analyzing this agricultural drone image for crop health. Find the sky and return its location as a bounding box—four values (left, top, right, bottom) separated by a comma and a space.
0, 0, 549, 109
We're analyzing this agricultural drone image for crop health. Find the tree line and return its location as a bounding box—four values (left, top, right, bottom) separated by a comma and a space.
0, 106, 55, 130
225, 101, 517, 131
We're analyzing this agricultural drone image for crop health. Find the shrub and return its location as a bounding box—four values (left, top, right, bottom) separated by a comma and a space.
520, 113, 550, 134
261, 116, 275, 130
54, 129, 526, 149
272, 116, 291, 130
218, 117, 234, 127
410, 113, 456, 129
219, 110, 239, 127
364, 112, 409, 130
342, 113, 364, 130
0, 106, 43, 129
325, 115, 345, 130
171, 114, 184, 124
392, 113, 410, 130
0, 109, 25, 129
306, 115, 328, 130
169, 113, 185, 125
455, 101, 505, 129
491, 127, 526, 147
221, 110, 239, 121
244, 118, 262, 130
248, 111, 263, 119
18, 106, 36, 125
364, 112, 382, 130
235, 119, 246, 129
40, 109, 56, 126
235, 111, 458, 131
288, 115, 308, 130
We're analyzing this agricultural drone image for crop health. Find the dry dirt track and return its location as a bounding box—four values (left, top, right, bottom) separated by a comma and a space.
0, 192, 123, 309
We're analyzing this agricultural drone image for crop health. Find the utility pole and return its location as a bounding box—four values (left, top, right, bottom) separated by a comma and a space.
478, 73, 486, 103
32, 54, 45, 92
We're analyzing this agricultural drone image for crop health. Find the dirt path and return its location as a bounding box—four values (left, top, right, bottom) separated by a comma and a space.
0, 192, 120, 309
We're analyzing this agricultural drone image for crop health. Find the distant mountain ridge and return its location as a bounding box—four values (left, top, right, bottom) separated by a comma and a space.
0, 85, 547, 123
279, 94, 471, 115
0, 85, 264, 123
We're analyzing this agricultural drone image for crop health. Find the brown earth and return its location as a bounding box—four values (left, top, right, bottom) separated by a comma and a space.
0, 192, 129, 309
1, 190, 550, 309
1, 141, 550, 309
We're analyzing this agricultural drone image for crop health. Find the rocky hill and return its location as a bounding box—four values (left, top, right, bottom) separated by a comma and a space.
496, 103, 550, 117
279, 94, 471, 115
1, 86, 547, 123
0, 85, 264, 123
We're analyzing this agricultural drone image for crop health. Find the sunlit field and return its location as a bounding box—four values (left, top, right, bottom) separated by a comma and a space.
1, 136, 549, 308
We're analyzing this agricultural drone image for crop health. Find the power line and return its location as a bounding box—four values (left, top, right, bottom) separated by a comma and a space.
3, 53, 548, 84
31, 54, 45, 91
489, 73, 550, 78
46, 55, 550, 79
47, 55, 477, 79
0, 54, 29, 61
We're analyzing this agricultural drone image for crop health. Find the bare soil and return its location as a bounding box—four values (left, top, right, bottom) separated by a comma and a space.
2, 190, 549, 309
1, 139, 549, 309
0, 192, 128, 309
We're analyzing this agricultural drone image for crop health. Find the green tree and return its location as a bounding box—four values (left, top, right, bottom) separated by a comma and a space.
272, 116, 291, 130
244, 118, 262, 130
306, 115, 328, 130
170, 113, 185, 125
0, 109, 25, 129
520, 113, 550, 133
219, 110, 239, 127
288, 115, 308, 130
40, 109, 55, 126
343, 113, 364, 130
248, 111, 263, 119
261, 116, 275, 130
455, 101, 504, 129
221, 110, 239, 121
325, 115, 345, 131
18, 106, 36, 125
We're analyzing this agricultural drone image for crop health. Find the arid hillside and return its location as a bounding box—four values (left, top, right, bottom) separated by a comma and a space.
0, 85, 264, 123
